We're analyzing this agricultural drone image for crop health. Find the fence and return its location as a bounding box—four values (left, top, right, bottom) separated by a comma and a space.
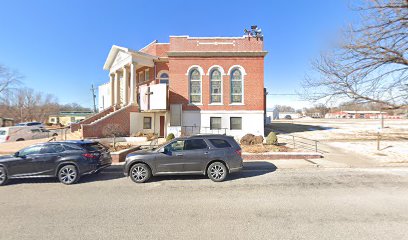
276, 134, 323, 153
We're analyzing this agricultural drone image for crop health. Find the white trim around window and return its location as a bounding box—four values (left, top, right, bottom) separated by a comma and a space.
209, 68, 223, 105
157, 70, 169, 85
229, 67, 245, 105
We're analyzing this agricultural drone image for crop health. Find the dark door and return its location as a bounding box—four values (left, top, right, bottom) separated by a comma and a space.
182, 139, 209, 172
36, 144, 65, 175
7, 145, 43, 177
155, 140, 185, 173
159, 116, 165, 137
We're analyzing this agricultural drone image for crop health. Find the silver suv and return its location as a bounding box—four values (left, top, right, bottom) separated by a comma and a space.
123, 135, 243, 183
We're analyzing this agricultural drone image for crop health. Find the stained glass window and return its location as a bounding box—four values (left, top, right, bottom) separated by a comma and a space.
189, 69, 201, 103
210, 69, 222, 103
159, 73, 169, 85
231, 69, 243, 103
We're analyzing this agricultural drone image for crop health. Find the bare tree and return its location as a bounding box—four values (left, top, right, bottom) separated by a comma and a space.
274, 105, 296, 112
302, 0, 408, 110
0, 87, 59, 123
0, 64, 22, 97
102, 124, 125, 150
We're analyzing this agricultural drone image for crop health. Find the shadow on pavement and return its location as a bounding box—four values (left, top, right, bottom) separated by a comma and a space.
5, 161, 277, 185
6, 165, 125, 186
266, 122, 335, 134
147, 161, 277, 183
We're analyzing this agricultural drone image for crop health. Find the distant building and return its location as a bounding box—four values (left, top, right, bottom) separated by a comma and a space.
265, 108, 300, 122
48, 111, 93, 126
325, 111, 389, 119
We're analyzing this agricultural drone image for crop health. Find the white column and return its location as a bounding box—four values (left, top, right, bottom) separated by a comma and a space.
109, 74, 114, 108
122, 66, 128, 106
114, 71, 120, 107
130, 63, 135, 104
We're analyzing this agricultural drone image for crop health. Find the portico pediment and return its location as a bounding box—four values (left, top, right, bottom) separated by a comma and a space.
103, 45, 158, 73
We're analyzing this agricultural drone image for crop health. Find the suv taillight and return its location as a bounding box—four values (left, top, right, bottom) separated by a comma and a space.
6, 136, 10, 141
82, 153, 99, 159
235, 149, 242, 156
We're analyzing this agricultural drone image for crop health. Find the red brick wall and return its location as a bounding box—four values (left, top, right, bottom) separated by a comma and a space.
169, 36, 264, 52
168, 57, 265, 111
82, 105, 139, 138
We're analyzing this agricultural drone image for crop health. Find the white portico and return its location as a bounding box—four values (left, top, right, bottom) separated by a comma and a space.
103, 45, 158, 109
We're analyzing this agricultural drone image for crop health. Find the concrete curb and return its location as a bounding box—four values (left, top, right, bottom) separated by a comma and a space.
243, 152, 323, 160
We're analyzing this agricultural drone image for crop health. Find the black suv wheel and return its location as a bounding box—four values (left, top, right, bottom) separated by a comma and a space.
207, 162, 228, 182
130, 163, 151, 183
58, 165, 79, 185
0, 166, 8, 186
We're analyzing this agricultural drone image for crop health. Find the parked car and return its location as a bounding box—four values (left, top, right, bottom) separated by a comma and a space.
0, 140, 112, 185
123, 134, 243, 183
284, 115, 292, 120
15, 122, 45, 128
0, 126, 58, 143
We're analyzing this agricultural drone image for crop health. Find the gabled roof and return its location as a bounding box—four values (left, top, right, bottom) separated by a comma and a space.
103, 45, 158, 71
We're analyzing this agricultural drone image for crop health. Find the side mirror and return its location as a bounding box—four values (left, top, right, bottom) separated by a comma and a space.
14, 152, 19, 157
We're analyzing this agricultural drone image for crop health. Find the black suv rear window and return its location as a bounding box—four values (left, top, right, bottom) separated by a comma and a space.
82, 143, 107, 152
209, 139, 231, 148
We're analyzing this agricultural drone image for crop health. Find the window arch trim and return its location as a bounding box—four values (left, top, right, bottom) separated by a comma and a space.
209, 68, 223, 105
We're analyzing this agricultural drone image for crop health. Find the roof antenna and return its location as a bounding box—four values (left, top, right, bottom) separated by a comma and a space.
244, 25, 263, 41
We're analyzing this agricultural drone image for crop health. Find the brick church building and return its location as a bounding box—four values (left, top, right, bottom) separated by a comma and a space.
73, 34, 267, 139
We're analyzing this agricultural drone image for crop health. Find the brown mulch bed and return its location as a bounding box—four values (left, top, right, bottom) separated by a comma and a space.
241, 144, 292, 153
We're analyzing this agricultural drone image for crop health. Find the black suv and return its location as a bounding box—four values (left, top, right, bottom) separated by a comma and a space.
124, 134, 243, 183
0, 140, 112, 185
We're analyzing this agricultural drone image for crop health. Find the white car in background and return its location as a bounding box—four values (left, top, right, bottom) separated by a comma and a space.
0, 126, 58, 143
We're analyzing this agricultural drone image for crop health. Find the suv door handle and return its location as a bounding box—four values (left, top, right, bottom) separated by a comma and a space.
175, 153, 183, 156
204, 152, 209, 155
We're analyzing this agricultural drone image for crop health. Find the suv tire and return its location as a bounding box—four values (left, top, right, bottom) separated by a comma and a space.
130, 163, 151, 183
207, 162, 228, 182
0, 166, 8, 186
58, 165, 79, 185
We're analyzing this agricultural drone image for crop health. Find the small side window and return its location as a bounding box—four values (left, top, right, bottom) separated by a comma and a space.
209, 139, 231, 148
184, 139, 208, 150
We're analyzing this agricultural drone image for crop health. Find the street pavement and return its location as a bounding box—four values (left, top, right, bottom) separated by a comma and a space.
1, 161, 408, 240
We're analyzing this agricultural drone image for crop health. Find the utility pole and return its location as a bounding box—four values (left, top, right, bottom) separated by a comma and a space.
91, 84, 97, 113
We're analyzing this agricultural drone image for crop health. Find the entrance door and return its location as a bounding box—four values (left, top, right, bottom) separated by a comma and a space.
159, 116, 165, 137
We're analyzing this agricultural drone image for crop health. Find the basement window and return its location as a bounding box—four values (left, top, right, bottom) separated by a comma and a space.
143, 117, 152, 129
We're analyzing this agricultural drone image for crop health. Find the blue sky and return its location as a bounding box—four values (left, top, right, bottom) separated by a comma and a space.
0, 0, 355, 109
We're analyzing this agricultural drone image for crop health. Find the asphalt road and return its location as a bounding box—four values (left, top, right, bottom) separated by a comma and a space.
1, 162, 408, 240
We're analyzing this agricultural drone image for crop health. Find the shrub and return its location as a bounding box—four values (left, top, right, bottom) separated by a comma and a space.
166, 133, 175, 142
254, 135, 264, 144
266, 132, 278, 145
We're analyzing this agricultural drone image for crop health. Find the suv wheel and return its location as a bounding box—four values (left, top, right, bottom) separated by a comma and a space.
207, 162, 228, 182
130, 163, 151, 183
58, 165, 79, 185
0, 166, 8, 186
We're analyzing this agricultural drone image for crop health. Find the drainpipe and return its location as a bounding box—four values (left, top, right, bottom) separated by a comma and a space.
154, 61, 157, 84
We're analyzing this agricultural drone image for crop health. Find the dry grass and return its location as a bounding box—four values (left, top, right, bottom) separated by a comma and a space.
241, 144, 291, 153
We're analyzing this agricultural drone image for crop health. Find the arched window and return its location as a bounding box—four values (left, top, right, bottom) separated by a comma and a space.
159, 73, 169, 84
210, 69, 222, 103
230, 69, 243, 103
189, 69, 201, 103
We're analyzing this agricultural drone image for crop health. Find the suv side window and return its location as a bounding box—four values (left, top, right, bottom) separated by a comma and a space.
165, 140, 184, 152
41, 144, 65, 154
19, 146, 42, 157
184, 139, 208, 150
209, 139, 231, 148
